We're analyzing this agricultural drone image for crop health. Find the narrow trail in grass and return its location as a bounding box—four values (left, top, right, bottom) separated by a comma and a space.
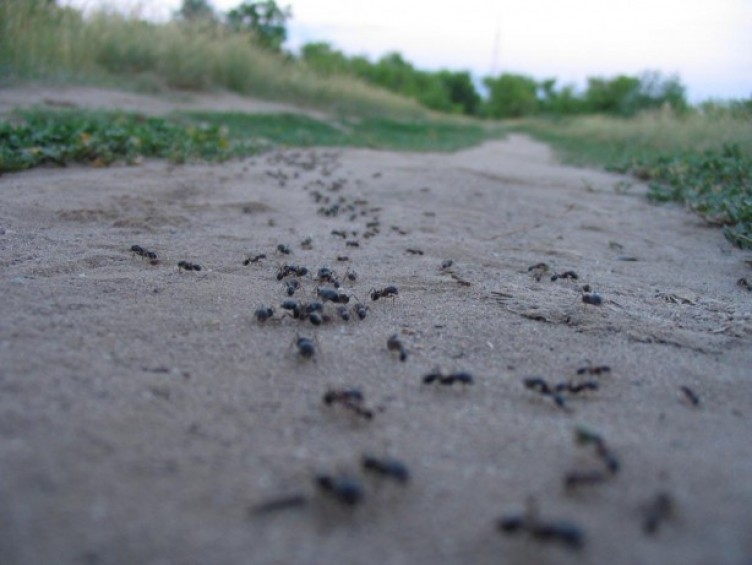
1, 87, 751, 565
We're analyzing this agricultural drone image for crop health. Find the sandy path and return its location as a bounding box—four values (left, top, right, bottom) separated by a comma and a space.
1, 90, 751, 565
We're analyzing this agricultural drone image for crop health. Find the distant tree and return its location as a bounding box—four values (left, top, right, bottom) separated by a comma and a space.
584, 75, 641, 116
483, 73, 538, 118
177, 0, 215, 21
227, 1, 291, 52
300, 42, 350, 75
636, 70, 688, 113
437, 71, 481, 115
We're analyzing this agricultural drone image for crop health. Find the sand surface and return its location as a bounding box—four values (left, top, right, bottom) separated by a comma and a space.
1, 87, 751, 565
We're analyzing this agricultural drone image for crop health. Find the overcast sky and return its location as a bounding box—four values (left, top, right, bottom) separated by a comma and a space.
63, 0, 752, 102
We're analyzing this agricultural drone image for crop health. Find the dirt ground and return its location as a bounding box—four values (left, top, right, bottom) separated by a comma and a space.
1, 87, 751, 565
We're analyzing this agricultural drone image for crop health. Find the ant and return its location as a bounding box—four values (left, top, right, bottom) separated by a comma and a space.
285, 279, 300, 296
255, 306, 275, 323
323, 388, 373, 419
387, 334, 408, 362
296, 336, 315, 359
737, 277, 751, 291
574, 426, 620, 474
582, 290, 603, 306
317, 267, 341, 287
406, 248, 424, 255
576, 364, 611, 376
643, 492, 674, 535
337, 255, 350, 262
276, 264, 308, 280
679, 385, 701, 407
243, 253, 266, 266
346, 240, 360, 247
177, 261, 202, 272
527, 262, 549, 281
300, 236, 313, 250
315, 474, 364, 506
563, 470, 609, 490
337, 305, 351, 321
441, 259, 454, 270
523, 377, 567, 408
551, 270, 579, 281
277, 244, 291, 255
423, 371, 474, 386
353, 303, 368, 320
280, 300, 301, 319
331, 230, 347, 239
497, 500, 584, 550
346, 269, 357, 282
130, 244, 158, 261
317, 287, 350, 304
370, 286, 399, 301
556, 381, 599, 394
362, 455, 409, 483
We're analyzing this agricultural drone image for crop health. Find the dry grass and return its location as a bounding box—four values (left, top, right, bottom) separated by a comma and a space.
0, 3, 427, 119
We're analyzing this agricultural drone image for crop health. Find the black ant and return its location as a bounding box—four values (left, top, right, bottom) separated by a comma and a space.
497, 501, 584, 550
370, 286, 399, 301
387, 334, 408, 362
276, 264, 308, 280
243, 253, 266, 266
523, 377, 567, 408
285, 279, 300, 296
315, 474, 364, 506
346, 240, 360, 247
337, 255, 349, 262
255, 306, 274, 322
737, 277, 751, 291
551, 270, 578, 281
130, 244, 158, 261
406, 248, 424, 255
353, 303, 368, 320
362, 455, 409, 483
337, 305, 350, 321
423, 371, 474, 386
178, 260, 202, 271
563, 470, 609, 490
576, 364, 611, 376
277, 244, 291, 255
317, 267, 341, 287
317, 287, 349, 304
300, 236, 313, 250
280, 300, 301, 319
582, 290, 603, 306
679, 385, 701, 407
643, 492, 674, 535
296, 336, 315, 359
527, 262, 549, 281
323, 388, 373, 420
574, 426, 620, 474
346, 269, 357, 282
441, 259, 454, 270
331, 230, 347, 239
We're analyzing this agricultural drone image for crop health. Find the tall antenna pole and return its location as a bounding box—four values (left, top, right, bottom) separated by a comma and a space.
490, 22, 501, 76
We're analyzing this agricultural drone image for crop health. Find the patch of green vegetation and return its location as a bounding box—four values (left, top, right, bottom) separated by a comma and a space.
0, 110, 257, 173
179, 111, 504, 152
518, 113, 752, 249
0, 109, 506, 174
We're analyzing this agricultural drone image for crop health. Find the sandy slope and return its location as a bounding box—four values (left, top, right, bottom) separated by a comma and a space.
1, 88, 751, 565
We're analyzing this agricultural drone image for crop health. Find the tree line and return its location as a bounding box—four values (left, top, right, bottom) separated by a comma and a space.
175, 0, 689, 118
